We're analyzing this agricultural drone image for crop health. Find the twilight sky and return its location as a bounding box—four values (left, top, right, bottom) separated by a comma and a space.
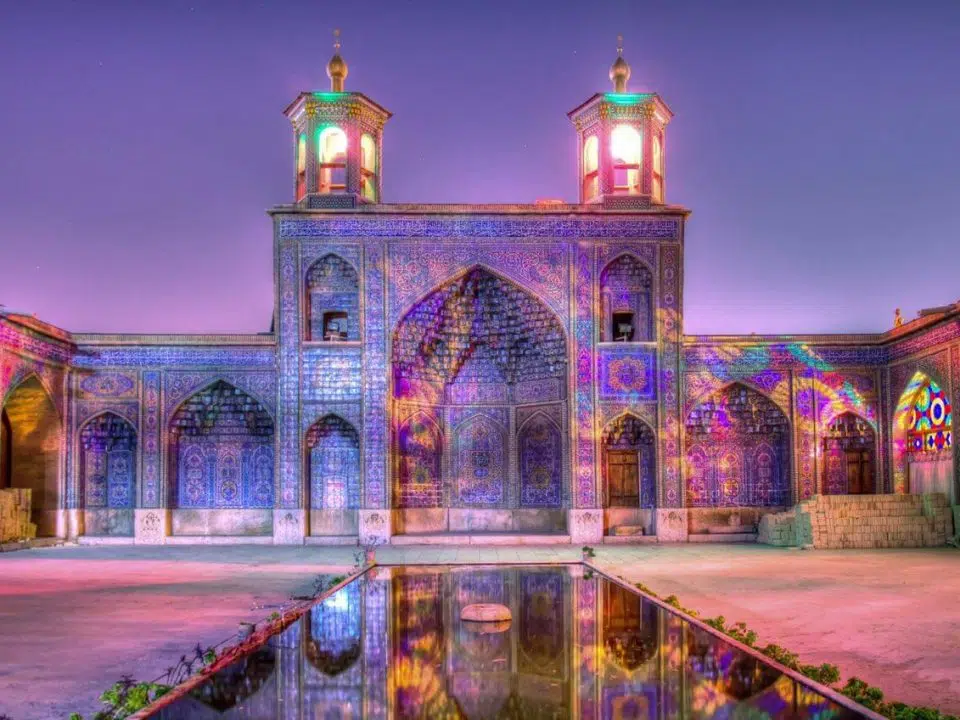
1, 0, 958, 335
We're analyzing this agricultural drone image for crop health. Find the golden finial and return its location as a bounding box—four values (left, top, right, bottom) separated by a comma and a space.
327, 28, 348, 92
610, 34, 631, 93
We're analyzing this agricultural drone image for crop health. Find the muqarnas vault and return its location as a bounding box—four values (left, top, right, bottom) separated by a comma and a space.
1, 39, 957, 546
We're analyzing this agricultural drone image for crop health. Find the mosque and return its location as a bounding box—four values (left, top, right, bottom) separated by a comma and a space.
1, 38, 956, 546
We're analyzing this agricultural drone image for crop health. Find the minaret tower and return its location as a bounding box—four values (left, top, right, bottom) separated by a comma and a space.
568, 37, 673, 206
283, 30, 392, 208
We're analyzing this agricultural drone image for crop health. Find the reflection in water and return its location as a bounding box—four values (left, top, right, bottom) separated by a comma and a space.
153, 566, 866, 720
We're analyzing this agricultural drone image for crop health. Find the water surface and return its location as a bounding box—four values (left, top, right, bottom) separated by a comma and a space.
153, 565, 867, 719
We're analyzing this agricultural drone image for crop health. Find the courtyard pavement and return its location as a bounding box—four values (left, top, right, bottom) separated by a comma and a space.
0, 543, 958, 719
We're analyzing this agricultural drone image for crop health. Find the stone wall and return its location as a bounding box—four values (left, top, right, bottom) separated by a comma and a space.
760, 494, 954, 549
0, 488, 35, 542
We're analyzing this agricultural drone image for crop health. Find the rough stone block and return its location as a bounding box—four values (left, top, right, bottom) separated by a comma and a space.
360, 510, 391, 546
274, 509, 306, 545
655, 509, 688, 542
134, 509, 168, 545
568, 509, 603, 544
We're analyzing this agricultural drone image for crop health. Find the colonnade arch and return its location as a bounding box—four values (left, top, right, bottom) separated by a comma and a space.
1, 375, 61, 536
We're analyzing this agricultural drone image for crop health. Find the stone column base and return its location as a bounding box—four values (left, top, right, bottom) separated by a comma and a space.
359, 510, 392, 546
656, 509, 689, 542
134, 509, 169, 545
65, 509, 84, 540
568, 509, 603, 544
273, 509, 306, 545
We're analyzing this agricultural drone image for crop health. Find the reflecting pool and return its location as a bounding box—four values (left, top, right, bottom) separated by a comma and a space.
151, 565, 869, 719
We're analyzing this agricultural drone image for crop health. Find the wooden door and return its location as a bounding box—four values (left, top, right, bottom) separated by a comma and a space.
608, 450, 640, 507
845, 450, 873, 494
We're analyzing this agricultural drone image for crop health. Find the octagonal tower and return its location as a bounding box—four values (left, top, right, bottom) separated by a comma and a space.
568, 37, 673, 207
283, 30, 392, 209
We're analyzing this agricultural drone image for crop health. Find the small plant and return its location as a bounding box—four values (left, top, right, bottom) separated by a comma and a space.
269, 611, 280, 621
581, 545, 596, 559
634, 582, 659, 598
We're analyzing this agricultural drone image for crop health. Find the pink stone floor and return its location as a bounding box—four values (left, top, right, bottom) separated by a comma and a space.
1, 543, 958, 719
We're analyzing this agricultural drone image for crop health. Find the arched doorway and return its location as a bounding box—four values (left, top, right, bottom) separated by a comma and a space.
821, 412, 876, 495
601, 414, 656, 535
168, 380, 274, 536
79, 412, 137, 536
391, 266, 568, 534
893, 372, 954, 502
306, 414, 361, 536
1, 376, 61, 536
685, 383, 791, 508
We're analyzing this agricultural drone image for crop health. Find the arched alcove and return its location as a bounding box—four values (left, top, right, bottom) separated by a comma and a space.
893, 372, 954, 501
1, 376, 61, 536
79, 412, 137, 536
821, 412, 876, 495
391, 266, 568, 534
305, 414, 360, 536
599, 254, 653, 342
305, 254, 360, 342
685, 383, 791, 508
168, 380, 274, 536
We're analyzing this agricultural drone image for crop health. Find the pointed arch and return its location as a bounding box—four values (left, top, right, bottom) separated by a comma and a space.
601, 412, 656, 509
306, 414, 361, 511
517, 411, 562, 508
821, 411, 876, 495
168, 379, 274, 509
305, 253, 360, 342
452, 413, 507, 507
685, 382, 791, 508
395, 410, 443, 509
892, 370, 954, 497
599, 252, 654, 342
305, 581, 362, 677
78, 411, 137, 513
1, 374, 62, 535
390, 265, 568, 521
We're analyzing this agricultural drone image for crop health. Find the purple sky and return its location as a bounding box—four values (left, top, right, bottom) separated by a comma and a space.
1, 0, 958, 336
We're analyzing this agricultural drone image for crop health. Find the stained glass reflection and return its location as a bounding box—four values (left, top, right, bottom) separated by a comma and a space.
153, 566, 869, 720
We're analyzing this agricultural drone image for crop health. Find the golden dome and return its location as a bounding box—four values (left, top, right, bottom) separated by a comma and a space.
327, 29, 348, 92
610, 35, 631, 93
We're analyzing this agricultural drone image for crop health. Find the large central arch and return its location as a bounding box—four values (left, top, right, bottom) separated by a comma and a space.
391, 266, 569, 534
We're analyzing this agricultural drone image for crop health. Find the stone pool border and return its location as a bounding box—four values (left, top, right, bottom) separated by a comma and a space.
129, 563, 373, 719
130, 559, 885, 720
585, 560, 887, 720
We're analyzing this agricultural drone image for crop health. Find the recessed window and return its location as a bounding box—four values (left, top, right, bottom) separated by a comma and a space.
611, 125, 641, 195
322, 311, 349, 341
360, 133, 377, 202
318, 126, 347, 193
652, 132, 664, 202
296, 134, 307, 201
612, 312, 635, 342
583, 135, 599, 201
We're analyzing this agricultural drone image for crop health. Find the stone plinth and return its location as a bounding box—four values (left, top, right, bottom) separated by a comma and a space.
655, 509, 688, 542
359, 510, 392, 546
273, 509, 305, 545
134, 509, 169, 545
568, 509, 603, 544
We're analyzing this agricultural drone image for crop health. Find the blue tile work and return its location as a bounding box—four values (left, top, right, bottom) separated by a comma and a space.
79, 413, 137, 509
598, 345, 657, 401
72, 347, 275, 369
363, 242, 388, 508
169, 380, 274, 509
518, 414, 563, 508
302, 350, 362, 402
278, 217, 681, 240
306, 415, 361, 510
278, 240, 301, 508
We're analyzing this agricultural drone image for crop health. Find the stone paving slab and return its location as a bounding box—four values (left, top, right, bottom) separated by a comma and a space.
1, 543, 959, 718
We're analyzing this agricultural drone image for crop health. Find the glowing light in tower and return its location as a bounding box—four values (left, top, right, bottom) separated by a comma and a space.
611, 125, 642, 164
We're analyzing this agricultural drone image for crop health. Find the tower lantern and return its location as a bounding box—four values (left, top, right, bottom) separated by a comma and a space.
568, 37, 673, 206
283, 30, 392, 208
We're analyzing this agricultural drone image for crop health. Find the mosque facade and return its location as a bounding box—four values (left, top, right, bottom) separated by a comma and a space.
1, 42, 957, 545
